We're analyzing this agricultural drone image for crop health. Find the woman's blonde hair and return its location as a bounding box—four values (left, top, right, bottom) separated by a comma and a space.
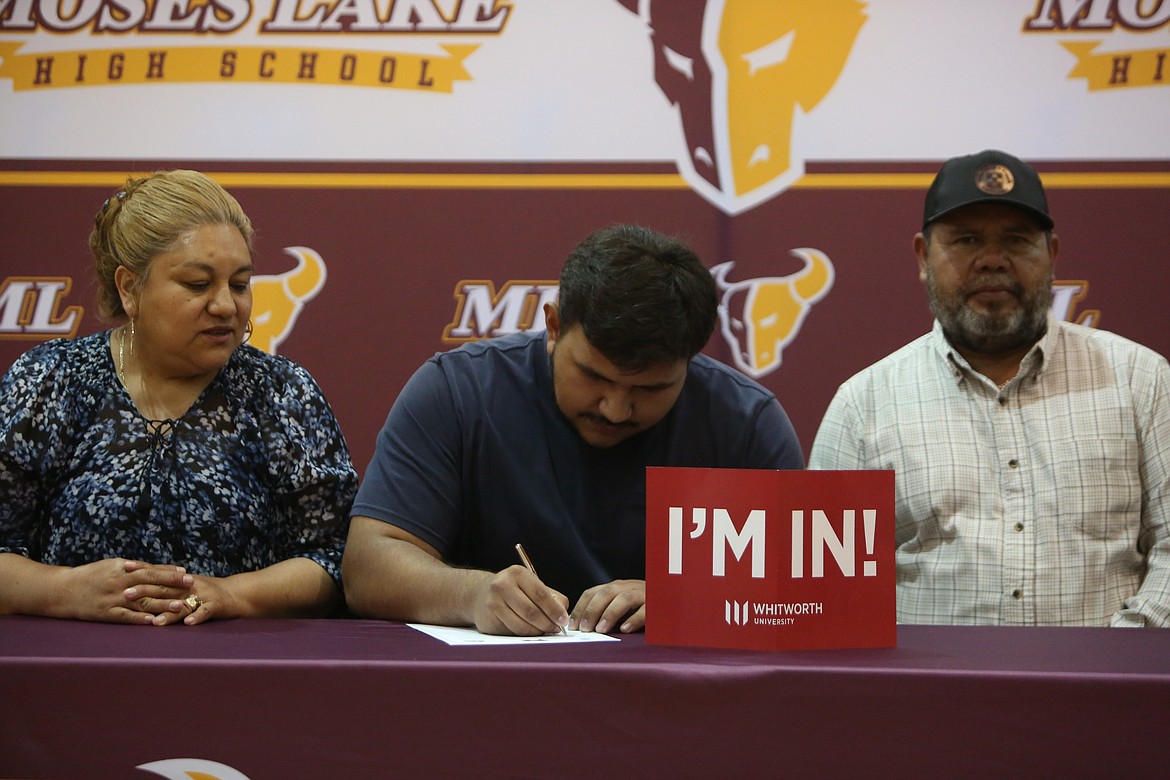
89, 170, 254, 320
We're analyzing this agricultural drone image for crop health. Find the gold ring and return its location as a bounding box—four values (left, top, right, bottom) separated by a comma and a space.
183, 594, 203, 612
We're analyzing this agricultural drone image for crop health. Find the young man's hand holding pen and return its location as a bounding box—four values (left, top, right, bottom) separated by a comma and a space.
515, 544, 569, 636
468, 550, 570, 636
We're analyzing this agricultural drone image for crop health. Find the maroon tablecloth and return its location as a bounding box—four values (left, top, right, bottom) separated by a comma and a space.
2, 616, 1168, 778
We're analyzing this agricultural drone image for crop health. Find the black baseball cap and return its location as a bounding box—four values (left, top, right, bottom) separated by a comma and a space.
922, 149, 1053, 231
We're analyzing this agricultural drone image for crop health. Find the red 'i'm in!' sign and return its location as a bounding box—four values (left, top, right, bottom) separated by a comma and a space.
645, 467, 896, 651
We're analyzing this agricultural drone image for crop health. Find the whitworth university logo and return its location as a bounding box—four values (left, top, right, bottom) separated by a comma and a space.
725, 598, 824, 627
725, 599, 749, 626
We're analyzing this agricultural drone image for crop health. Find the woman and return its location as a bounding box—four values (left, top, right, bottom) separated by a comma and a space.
0, 170, 357, 625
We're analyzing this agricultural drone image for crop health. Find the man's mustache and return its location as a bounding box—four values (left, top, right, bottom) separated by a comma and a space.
579, 413, 638, 429
962, 275, 1026, 299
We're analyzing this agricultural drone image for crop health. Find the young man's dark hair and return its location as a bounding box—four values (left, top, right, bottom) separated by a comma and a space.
556, 224, 717, 370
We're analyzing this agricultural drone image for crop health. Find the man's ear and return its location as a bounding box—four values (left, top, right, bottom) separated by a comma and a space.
544, 302, 560, 356
113, 266, 139, 319
913, 232, 929, 284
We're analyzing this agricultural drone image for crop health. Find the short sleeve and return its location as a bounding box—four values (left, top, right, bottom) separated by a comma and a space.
258, 360, 358, 587
0, 341, 71, 557
745, 396, 805, 470
351, 359, 464, 555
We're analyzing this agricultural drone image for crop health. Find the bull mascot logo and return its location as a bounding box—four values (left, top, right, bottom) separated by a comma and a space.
250, 246, 327, 354
616, 0, 867, 214
138, 758, 252, 780
712, 248, 834, 378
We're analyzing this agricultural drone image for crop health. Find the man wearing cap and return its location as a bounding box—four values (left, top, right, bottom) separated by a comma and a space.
809, 149, 1170, 627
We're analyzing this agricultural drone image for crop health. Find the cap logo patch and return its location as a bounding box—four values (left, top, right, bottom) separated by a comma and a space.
975, 164, 1015, 195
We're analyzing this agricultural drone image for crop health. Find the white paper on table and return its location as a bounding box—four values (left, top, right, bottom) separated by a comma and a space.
407, 623, 621, 646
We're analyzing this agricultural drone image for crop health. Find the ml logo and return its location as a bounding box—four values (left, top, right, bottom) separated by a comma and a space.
725, 599, 750, 626
0, 277, 82, 339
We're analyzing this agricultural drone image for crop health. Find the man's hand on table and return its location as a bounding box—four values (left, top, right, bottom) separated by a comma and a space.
570, 579, 645, 634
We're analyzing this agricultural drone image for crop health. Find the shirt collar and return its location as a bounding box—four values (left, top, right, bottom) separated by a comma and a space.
929, 313, 1058, 387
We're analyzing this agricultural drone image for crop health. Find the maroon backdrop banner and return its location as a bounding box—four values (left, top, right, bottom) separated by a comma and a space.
2, 159, 1168, 472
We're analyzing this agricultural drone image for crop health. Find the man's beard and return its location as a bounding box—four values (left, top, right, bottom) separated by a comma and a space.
925, 266, 1052, 356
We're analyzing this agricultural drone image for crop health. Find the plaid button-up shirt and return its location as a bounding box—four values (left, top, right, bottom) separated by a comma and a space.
810, 316, 1170, 627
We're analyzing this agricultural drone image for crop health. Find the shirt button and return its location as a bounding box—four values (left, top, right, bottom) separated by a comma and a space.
1012, 589, 1023, 599
1015, 522, 1024, 532
1008, 459, 1019, 468
998, 397, 1007, 406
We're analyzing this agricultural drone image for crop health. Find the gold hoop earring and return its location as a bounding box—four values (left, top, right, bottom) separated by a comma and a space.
242, 321, 253, 344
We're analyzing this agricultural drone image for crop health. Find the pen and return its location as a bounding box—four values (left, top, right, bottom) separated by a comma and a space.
515, 543, 569, 636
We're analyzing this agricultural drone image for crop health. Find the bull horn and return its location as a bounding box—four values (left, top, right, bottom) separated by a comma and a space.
790, 248, 834, 303
281, 246, 327, 301
709, 261, 736, 292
